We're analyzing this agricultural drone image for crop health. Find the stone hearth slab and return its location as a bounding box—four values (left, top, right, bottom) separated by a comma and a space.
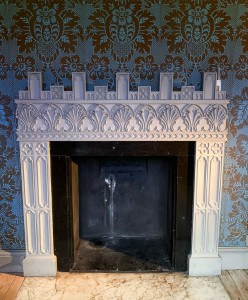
16, 272, 230, 300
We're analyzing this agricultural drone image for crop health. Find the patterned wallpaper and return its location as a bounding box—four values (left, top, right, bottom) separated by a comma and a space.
0, 0, 247, 250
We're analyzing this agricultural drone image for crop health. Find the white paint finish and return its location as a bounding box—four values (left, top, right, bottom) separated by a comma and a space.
219, 248, 248, 270
193, 210, 205, 253
28, 72, 41, 100
188, 256, 222, 276
37, 157, 48, 208
72, 72, 86, 100
22, 157, 35, 208
41, 105, 62, 131
194, 91, 203, 100
205, 105, 227, 131
15, 102, 228, 141
16, 72, 229, 276
64, 104, 86, 131
195, 156, 207, 208
138, 86, 151, 100
18, 72, 228, 104
50, 86, 64, 100
216, 90, 226, 100
94, 86, 108, 100
189, 141, 225, 274
20, 142, 55, 275
160, 73, 173, 100
203, 72, 217, 100
116, 73, 129, 100
208, 157, 221, 208
206, 210, 219, 253
181, 86, 195, 100
22, 255, 57, 277
182, 104, 203, 131
39, 211, 50, 254
158, 104, 180, 131
25, 211, 37, 254
111, 104, 132, 131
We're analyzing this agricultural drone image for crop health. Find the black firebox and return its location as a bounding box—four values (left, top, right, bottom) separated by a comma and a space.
51, 141, 195, 272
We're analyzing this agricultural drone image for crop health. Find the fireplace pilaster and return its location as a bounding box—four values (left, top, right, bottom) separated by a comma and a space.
20, 142, 56, 276
189, 141, 225, 275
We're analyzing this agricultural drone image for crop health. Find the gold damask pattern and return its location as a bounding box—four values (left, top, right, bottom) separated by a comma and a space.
0, 0, 247, 249
162, 1, 233, 62
88, 1, 156, 63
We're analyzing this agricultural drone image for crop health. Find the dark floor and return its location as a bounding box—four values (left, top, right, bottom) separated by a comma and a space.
72, 238, 171, 272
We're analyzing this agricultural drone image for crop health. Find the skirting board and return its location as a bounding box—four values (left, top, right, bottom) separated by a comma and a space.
0, 250, 25, 273
219, 247, 248, 270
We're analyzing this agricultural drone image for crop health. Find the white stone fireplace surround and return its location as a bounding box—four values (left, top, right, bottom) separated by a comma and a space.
16, 72, 228, 276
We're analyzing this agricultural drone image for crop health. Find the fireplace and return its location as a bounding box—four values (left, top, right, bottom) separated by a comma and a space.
16, 71, 228, 276
50, 141, 194, 272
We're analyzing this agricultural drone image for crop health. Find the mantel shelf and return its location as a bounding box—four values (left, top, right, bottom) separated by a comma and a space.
16, 99, 229, 105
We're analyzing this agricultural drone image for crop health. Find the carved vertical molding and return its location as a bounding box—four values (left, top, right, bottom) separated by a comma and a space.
116, 73, 129, 100
188, 141, 225, 275
160, 73, 173, 99
20, 142, 56, 275
203, 73, 217, 100
28, 72, 42, 99
192, 141, 225, 256
72, 72, 86, 100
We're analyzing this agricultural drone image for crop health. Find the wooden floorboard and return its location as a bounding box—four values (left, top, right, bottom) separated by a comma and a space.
228, 270, 248, 300
220, 270, 248, 300
220, 270, 243, 300
0, 273, 24, 300
3, 276, 24, 300
0, 274, 15, 300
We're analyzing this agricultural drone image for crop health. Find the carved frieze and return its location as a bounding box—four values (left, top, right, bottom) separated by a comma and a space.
16, 102, 228, 141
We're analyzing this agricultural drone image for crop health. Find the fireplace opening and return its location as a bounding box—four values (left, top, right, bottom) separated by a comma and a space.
51, 141, 195, 272
76, 156, 174, 271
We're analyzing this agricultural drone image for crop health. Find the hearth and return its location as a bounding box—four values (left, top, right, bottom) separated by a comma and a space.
16, 71, 229, 276
50, 141, 194, 272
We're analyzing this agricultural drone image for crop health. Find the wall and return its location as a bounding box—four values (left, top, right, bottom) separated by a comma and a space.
0, 0, 247, 250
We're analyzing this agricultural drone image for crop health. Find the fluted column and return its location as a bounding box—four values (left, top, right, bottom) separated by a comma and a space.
189, 141, 225, 276
20, 142, 56, 276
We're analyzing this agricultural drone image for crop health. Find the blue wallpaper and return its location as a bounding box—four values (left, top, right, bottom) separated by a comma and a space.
0, 0, 247, 250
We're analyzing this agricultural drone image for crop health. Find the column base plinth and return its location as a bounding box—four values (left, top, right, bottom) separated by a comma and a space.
188, 255, 221, 276
23, 255, 57, 276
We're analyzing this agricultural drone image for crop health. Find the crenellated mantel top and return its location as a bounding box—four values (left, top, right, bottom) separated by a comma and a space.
17, 72, 227, 102
15, 72, 229, 142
